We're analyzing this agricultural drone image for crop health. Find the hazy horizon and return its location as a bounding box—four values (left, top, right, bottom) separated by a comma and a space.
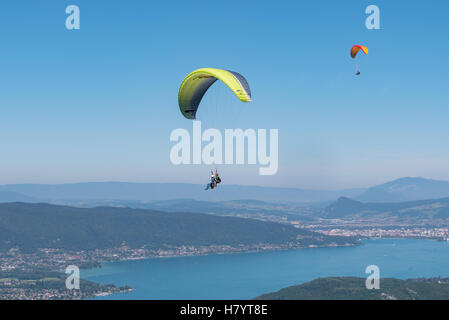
1, 175, 449, 191
0, 176, 447, 192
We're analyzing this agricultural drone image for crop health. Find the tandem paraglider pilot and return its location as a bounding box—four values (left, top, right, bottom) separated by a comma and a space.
205, 170, 221, 191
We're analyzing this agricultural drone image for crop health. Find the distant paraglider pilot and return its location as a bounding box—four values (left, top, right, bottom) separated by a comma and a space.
350, 45, 368, 76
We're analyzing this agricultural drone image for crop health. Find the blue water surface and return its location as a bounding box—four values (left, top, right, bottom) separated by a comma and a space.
82, 239, 449, 299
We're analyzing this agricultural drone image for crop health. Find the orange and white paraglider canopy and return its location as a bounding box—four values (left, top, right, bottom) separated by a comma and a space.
350, 45, 368, 58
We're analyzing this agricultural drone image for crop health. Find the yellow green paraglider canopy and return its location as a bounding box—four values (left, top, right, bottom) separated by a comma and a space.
178, 68, 252, 120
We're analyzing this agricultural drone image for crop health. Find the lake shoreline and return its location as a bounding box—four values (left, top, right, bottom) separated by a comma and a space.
81, 241, 360, 270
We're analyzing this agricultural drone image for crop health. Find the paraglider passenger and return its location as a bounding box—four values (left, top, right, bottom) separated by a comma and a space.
205, 174, 216, 190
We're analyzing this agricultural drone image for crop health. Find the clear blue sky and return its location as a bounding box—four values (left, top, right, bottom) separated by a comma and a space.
0, 0, 448, 189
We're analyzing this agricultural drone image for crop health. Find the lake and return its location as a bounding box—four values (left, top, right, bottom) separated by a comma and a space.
82, 239, 449, 299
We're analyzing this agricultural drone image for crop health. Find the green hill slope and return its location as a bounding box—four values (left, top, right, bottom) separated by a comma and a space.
255, 277, 449, 300
0, 203, 357, 252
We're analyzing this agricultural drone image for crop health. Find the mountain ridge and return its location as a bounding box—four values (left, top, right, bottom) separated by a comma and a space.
1, 177, 449, 203
355, 177, 449, 202
0, 182, 365, 203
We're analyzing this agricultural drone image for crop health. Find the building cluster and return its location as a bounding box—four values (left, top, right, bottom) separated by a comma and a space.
316, 227, 449, 240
